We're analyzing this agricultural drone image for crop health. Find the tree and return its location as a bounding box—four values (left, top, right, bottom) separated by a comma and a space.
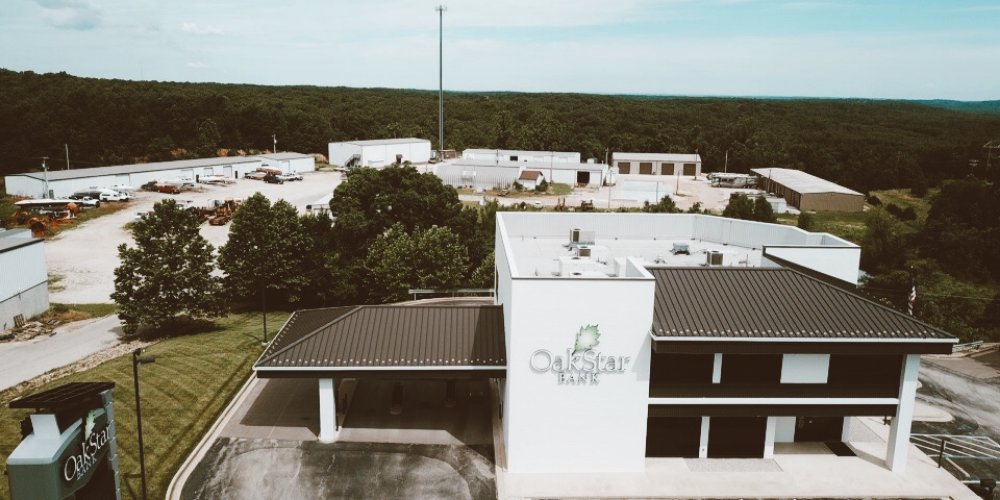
860, 207, 905, 273
111, 199, 223, 336
366, 224, 469, 303
752, 195, 777, 223
218, 193, 309, 304
797, 211, 815, 231
642, 195, 680, 213
722, 194, 755, 220
329, 165, 464, 259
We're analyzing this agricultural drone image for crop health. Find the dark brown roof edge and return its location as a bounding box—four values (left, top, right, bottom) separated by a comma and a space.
255, 306, 362, 367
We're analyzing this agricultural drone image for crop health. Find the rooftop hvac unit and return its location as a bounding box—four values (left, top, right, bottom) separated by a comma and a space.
707, 251, 724, 266
578, 230, 597, 245
671, 242, 690, 255
576, 245, 592, 258
569, 228, 581, 244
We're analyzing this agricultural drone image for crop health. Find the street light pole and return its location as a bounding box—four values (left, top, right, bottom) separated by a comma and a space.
132, 348, 156, 500
262, 283, 268, 345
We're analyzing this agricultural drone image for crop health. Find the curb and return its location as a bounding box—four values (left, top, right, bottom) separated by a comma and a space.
165, 373, 260, 500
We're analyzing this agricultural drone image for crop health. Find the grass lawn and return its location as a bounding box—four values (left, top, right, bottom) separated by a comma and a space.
0, 311, 289, 500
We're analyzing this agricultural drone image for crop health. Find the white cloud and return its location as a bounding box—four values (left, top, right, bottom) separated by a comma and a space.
34, 0, 101, 30
181, 22, 223, 35
186, 61, 209, 69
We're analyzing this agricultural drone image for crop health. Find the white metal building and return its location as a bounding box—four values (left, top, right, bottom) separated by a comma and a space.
327, 138, 432, 169
438, 159, 608, 190
0, 229, 49, 331
613, 153, 702, 177
4, 157, 262, 199
462, 149, 581, 164
254, 153, 315, 174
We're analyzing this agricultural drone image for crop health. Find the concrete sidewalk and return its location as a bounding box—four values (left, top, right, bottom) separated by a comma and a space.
498, 417, 981, 500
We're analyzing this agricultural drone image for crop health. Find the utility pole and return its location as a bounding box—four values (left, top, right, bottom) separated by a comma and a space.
724, 149, 728, 174
272, 134, 277, 154
436, 5, 447, 155
41, 157, 50, 198
65, 144, 70, 170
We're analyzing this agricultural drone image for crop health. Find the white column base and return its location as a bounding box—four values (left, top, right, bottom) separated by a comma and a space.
886, 354, 921, 472
841, 416, 853, 443
763, 417, 777, 458
699, 417, 710, 458
319, 378, 339, 443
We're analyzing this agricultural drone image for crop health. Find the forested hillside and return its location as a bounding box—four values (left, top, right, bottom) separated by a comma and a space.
3, 69, 1000, 195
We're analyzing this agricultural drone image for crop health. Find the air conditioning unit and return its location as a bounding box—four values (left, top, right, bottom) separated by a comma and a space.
578, 230, 597, 245
707, 251, 724, 266
569, 228, 581, 244
576, 245, 592, 258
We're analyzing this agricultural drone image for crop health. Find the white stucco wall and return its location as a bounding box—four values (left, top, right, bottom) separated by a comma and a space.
329, 142, 363, 166
764, 246, 861, 285
500, 270, 655, 473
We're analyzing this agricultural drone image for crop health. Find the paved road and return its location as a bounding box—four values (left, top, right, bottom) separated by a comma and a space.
0, 315, 122, 391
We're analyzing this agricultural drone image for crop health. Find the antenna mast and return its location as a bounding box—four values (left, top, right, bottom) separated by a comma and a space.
436, 5, 447, 156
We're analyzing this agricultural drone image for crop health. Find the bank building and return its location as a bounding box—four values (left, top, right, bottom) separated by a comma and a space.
252, 212, 954, 479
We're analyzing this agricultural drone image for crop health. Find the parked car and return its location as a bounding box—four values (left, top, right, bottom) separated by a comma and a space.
263, 174, 284, 184
99, 192, 125, 202
155, 184, 181, 194
275, 173, 298, 182
285, 172, 303, 181
77, 197, 100, 208
133, 211, 152, 222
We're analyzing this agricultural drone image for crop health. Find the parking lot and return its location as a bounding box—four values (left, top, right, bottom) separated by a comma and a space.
44, 171, 344, 304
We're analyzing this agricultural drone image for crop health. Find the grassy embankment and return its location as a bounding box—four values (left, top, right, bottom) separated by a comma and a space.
0, 311, 289, 500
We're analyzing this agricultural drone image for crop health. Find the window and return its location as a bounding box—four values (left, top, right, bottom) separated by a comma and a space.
639, 162, 653, 175
720, 354, 782, 384
650, 353, 714, 384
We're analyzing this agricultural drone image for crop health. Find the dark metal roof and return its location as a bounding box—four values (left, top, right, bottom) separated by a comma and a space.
650, 268, 956, 343
255, 305, 506, 372
9, 382, 115, 410
261, 306, 358, 361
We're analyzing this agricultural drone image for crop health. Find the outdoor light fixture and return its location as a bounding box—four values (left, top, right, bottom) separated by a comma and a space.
132, 348, 156, 500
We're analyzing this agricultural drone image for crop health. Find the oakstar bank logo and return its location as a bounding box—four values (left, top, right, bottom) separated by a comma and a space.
529, 325, 630, 385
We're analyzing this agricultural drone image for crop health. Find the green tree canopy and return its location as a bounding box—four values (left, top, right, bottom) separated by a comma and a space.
365, 224, 470, 303
111, 199, 224, 336
218, 193, 309, 304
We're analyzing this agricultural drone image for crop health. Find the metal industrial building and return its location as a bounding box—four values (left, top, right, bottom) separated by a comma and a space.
438, 159, 607, 190
327, 138, 432, 169
4, 157, 263, 199
752, 168, 865, 212
0, 229, 49, 331
254, 152, 315, 174
251, 212, 954, 486
462, 149, 581, 164
613, 153, 702, 177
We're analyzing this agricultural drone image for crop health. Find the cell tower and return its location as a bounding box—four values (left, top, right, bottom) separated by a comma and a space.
436, 5, 447, 155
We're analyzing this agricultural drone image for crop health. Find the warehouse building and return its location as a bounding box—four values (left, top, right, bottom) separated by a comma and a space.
253, 152, 315, 174
0, 229, 49, 331
437, 159, 607, 190
328, 138, 432, 169
613, 152, 702, 177
4, 157, 262, 199
462, 149, 581, 164
253, 212, 953, 485
752, 168, 865, 212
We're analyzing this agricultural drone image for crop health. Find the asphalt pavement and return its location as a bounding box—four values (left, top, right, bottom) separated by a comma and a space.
0, 314, 122, 391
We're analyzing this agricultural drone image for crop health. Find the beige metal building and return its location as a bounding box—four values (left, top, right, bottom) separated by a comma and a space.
752, 168, 865, 212
612, 153, 701, 176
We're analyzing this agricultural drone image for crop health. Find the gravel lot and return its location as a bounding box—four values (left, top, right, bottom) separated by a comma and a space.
46, 171, 344, 304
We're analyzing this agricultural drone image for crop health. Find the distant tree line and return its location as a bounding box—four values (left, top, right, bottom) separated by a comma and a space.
3, 69, 1000, 196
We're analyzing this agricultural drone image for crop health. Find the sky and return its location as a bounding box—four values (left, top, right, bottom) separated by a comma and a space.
1, 0, 998, 101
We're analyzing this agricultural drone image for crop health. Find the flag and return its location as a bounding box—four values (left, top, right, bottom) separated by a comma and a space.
907, 282, 917, 316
